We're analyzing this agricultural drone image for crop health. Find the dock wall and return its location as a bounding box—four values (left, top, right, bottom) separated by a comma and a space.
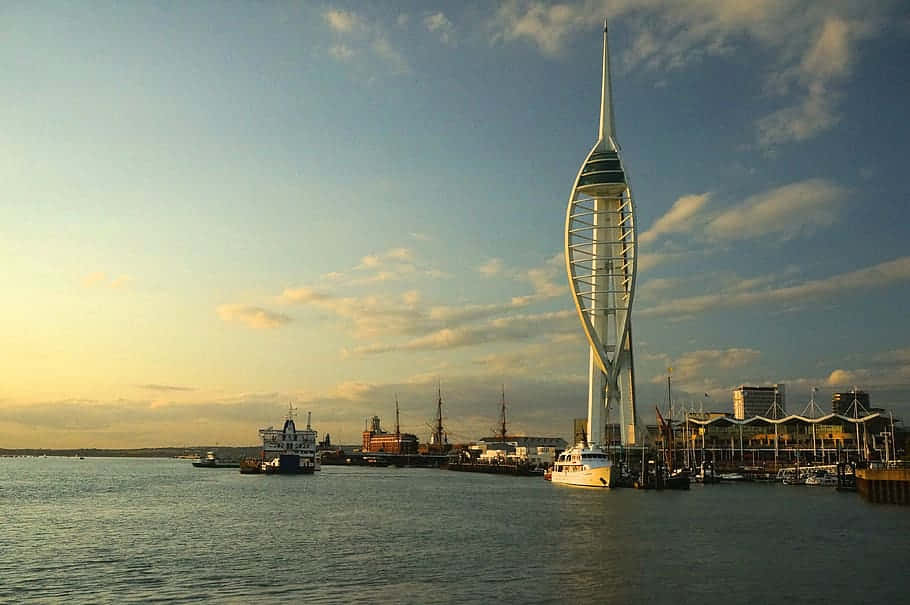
855, 467, 910, 505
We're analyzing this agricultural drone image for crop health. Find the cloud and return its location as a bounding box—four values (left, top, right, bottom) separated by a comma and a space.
637, 180, 844, 273
324, 9, 364, 33
371, 36, 409, 74
346, 247, 437, 283
488, 2, 892, 147
138, 384, 196, 392
358, 254, 381, 269
386, 247, 413, 261
351, 309, 575, 355
280, 287, 332, 304
490, 0, 591, 56
708, 179, 846, 241
216, 304, 292, 329
826, 368, 862, 387
637, 276, 684, 297
329, 44, 355, 61
401, 290, 420, 306
671, 348, 762, 381
82, 271, 133, 289
324, 9, 410, 74
279, 253, 570, 350
757, 16, 864, 147
639, 193, 710, 244
109, 274, 132, 288
477, 258, 504, 277
82, 271, 107, 287
640, 256, 910, 319
424, 12, 455, 45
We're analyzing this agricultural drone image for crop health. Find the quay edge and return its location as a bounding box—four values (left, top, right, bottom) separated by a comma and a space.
855, 465, 910, 505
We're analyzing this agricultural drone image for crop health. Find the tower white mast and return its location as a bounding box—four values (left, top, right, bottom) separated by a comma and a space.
565, 19, 638, 446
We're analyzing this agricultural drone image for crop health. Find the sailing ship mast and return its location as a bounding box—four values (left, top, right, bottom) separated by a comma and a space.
432, 383, 447, 448
498, 385, 508, 442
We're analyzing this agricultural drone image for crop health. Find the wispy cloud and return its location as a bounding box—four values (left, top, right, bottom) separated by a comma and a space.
323, 8, 410, 74
351, 309, 575, 355
488, 1, 893, 147
109, 274, 132, 288
138, 384, 196, 392
278, 253, 572, 350
638, 179, 844, 273
424, 12, 455, 45
757, 16, 869, 147
640, 256, 910, 319
82, 272, 133, 289
82, 271, 107, 287
639, 193, 710, 244
217, 304, 292, 329
477, 258, 504, 277
329, 44, 355, 61
707, 179, 846, 241
324, 9, 364, 33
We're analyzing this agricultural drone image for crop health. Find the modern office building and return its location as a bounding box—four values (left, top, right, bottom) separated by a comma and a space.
733, 384, 787, 419
832, 390, 870, 415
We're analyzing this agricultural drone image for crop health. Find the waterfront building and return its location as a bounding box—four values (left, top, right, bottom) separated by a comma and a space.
565, 19, 639, 447
651, 410, 902, 468
832, 390, 870, 415
733, 384, 786, 420
361, 415, 419, 455
478, 435, 567, 451
469, 442, 559, 467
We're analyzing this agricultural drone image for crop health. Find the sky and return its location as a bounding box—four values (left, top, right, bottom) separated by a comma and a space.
2, 0, 909, 448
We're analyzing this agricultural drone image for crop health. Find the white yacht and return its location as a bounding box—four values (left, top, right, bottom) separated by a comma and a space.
549, 443, 613, 488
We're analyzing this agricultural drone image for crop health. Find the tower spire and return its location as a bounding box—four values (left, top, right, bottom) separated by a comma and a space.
598, 17, 616, 149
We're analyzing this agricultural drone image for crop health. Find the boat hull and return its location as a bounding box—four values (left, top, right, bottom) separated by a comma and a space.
550, 465, 613, 488
192, 461, 239, 468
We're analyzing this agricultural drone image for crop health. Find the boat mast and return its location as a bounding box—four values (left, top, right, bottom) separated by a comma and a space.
395, 394, 401, 454
433, 383, 446, 447
499, 385, 508, 442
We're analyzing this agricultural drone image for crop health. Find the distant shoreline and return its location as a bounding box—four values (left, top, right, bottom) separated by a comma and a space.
0, 446, 261, 459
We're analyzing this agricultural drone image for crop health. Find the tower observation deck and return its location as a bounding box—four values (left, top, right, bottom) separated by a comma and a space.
565, 20, 638, 446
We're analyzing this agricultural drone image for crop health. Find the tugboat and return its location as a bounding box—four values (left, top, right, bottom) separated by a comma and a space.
255, 405, 319, 475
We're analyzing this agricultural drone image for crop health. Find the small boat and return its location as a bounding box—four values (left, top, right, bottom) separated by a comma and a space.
239, 457, 262, 474
692, 462, 721, 484
719, 472, 746, 482
192, 451, 240, 468
549, 443, 613, 488
805, 470, 838, 486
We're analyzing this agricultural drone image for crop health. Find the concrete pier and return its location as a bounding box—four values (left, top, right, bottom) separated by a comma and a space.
856, 465, 910, 505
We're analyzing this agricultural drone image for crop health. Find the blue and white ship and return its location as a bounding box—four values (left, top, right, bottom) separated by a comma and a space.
258, 406, 319, 474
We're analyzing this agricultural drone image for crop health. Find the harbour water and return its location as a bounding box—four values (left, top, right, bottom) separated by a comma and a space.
3, 457, 909, 604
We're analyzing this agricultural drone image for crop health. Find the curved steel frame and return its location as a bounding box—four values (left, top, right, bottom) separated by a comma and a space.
564, 21, 638, 446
